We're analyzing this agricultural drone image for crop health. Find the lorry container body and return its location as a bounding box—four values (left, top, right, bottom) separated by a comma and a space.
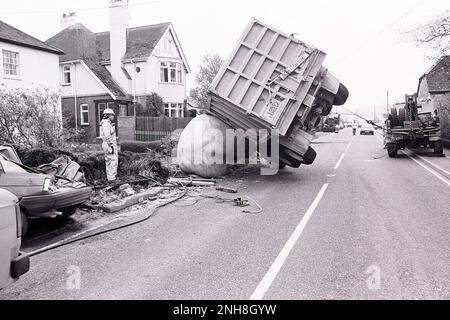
208, 18, 348, 167
385, 94, 443, 157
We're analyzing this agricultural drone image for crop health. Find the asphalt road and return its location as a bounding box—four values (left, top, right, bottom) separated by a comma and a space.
1, 128, 450, 300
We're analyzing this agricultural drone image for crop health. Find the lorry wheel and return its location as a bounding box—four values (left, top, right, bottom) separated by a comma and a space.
333, 83, 349, 106
280, 149, 302, 168
59, 206, 77, 218
434, 141, 443, 154
302, 147, 317, 165
387, 143, 398, 158
21, 210, 28, 238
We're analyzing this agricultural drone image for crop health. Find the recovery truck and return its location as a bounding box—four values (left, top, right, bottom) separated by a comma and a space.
321, 114, 341, 133
385, 94, 443, 157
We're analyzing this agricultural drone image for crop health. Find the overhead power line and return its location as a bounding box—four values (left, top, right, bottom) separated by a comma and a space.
331, 0, 426, 67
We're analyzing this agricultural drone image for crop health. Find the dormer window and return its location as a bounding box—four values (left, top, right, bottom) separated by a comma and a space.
62, 65, 71, 85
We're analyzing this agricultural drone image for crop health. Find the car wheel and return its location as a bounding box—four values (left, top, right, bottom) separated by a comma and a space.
21, 210, 28, 237
434, 141, 443, 154
59, 206, 77, 218
387, 143, 398, 158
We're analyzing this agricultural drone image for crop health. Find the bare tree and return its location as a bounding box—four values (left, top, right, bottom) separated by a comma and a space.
404, 10, 450, 60
190, 53, 224, 109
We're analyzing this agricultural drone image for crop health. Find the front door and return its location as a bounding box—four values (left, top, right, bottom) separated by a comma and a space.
95, 101, 116, 137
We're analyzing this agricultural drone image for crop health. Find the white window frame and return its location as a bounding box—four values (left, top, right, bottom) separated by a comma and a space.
80, 104, 89, 125
98, 102, 115, 124
2, 50, 20, 78
164, 103, 184, 118
160, 61, 183, 84
62, 65, 71, 85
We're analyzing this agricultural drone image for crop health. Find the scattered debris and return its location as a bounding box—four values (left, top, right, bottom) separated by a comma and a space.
167, 177, 216, 187
99, 187, 166, 213
216, 187, 238, 194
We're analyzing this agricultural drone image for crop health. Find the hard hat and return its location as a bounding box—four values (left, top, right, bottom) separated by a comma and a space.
103, 108, 115, 116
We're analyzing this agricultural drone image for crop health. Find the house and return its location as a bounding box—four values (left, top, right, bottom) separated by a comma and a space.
0, 20, 63, 92
417, 55, 450, 142
45, 0, 190, 141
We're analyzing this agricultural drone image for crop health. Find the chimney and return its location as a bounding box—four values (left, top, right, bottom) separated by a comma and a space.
60, 12, 77, 30
109, 0, 128, 91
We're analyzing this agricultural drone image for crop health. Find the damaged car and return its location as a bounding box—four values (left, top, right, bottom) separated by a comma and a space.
0, 146, 92, 236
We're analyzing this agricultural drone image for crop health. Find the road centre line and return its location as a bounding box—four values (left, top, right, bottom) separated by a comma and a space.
334, 153, 346, 170
250, 183, 329, 300
345, 141, 352, 151
403, 151, 450, 188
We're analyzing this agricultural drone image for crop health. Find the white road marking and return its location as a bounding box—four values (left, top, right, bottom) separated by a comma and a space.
345, 141, 352, 151
334, 153, 346, 170
250, 183, 329, 300
414, 154, 450, 176
403, 151, 450, 187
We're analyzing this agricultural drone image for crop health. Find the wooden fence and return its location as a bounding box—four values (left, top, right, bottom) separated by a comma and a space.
135, 117, 194, 141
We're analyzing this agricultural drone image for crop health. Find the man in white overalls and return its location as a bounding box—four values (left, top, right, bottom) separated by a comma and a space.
100, 108, 118, 182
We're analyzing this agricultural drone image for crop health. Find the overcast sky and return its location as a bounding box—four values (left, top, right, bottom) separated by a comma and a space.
1, 0, 449, 117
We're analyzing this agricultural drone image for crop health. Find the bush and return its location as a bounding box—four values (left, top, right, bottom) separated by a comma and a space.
13, 146, 78, 168
0, 87, 70, 148
120, 141, 162, 153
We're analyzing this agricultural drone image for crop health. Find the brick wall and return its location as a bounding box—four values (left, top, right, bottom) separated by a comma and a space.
61, 95, 112, 142
431, 93, 450, 140
118, 116, 136, 142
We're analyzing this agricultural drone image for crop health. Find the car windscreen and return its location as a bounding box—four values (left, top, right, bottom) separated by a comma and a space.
0, 156, 28, 173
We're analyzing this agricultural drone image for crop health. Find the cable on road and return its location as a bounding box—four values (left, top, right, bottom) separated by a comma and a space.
172, 189, 263, 214
26, 184, 188, 258
26, 183, 264, 257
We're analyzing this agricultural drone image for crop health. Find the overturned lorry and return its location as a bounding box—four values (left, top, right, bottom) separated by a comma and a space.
206, 18, 349, 168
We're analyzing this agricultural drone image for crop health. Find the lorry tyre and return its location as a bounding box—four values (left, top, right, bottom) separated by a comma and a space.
302, 147, 317, 165
387, 143, 398, 158
280, 156, 300, 168
281, 149, 302, 168
434, 141, 443, 154
21, 210, 28, 237
333, 83, 349, 106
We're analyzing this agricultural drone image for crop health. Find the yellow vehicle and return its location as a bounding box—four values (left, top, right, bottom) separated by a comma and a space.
0, 188, 30, 290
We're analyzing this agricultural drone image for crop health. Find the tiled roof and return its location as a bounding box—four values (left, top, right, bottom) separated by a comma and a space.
95, 22, 170, 62
46, 23, 96, 62
45, 22, 172, 100
83, 58, 127, 99
0, 20, 63, 55
425, 55, 450, 93
46, 23, 127, 99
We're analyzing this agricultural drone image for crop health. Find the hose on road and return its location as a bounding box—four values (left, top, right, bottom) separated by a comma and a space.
26, 184, 188, 258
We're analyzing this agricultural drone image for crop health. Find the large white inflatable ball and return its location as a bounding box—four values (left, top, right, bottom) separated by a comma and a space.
177, 114, 234, 178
